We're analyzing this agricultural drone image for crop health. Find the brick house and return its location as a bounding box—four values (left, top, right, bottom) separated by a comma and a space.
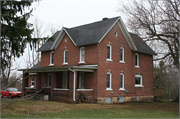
19, 16, 156, 103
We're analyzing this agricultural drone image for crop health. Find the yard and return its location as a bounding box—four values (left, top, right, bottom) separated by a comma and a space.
1, 98, 179, 118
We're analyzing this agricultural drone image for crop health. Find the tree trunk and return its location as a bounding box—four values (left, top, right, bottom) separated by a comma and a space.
174, 92, 179, 102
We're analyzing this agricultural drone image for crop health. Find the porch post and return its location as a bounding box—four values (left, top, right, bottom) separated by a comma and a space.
22, 73, 28, 96
36, 73, 41, 89
50, 72, 57, 101
69, 68, 77, 102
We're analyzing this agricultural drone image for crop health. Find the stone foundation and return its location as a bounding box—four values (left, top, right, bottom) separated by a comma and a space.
97, 96, 154, 103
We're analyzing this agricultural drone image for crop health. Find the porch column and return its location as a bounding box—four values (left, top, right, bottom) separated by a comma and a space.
22, 73, 28, 96
41, 72, 46, 87
36, 73, 41, 89
50, 72, 57, 101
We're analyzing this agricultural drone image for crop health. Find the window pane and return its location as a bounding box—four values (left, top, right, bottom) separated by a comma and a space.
135, 77, 141, 84
107, 74, 110, 88
32, 82, 34, 86
65, 50, 68, 63
31, 77, 34, 81
51, 52, 54, 64
120, 48, 123, 61
107, 46, 110, 59
81, 48, 85, 62
80, 73, 84, 88
135, 54, 138, 66
120, 75, 123, 88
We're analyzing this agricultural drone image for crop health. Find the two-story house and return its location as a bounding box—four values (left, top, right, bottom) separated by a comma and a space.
19, 16, 156, 103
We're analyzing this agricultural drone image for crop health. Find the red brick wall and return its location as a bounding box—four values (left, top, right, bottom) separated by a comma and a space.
41, 34, 98, 67
97, 23, 153, 98
131, 52, 154, 96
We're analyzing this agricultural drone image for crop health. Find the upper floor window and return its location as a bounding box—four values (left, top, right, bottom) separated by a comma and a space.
120, 47, 124, 63
47, 73, 51, 87
30, 76, 34, 88
50, 51, 54, 66
115, 31, 118, 36
135, 74, 143, 87
107, 44, 112, 61
63, 49, 68, 64
106, 72, 112, 90
79, 72, 85, 89
65, 37, 68, 42
79, 47, 85, 63
135, 53, 139, 68
119, 73, 125, 90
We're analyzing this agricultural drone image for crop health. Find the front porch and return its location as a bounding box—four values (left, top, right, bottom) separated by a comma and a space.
20, 65, 97, 103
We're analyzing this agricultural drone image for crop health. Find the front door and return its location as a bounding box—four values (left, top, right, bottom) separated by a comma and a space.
62, 71, 68, 89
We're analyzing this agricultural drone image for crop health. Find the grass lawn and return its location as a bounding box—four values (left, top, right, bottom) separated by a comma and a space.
1, 98, 179, 118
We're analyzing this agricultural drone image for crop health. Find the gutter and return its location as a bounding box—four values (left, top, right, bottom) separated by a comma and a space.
69, 67, 76, 102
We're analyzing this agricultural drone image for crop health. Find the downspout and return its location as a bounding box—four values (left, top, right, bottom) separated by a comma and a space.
69, 68, 76, 102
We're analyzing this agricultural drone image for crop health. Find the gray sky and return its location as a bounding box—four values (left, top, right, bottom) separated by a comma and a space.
15, 0, 128, 72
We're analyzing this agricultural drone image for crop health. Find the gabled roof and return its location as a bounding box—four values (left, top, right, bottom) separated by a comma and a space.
37, 31, 60, 52
37, 16, 156, 55
129, 33, 156, 55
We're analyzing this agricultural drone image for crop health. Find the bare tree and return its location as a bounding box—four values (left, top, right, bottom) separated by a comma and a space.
118, 0, 180, 101
118, 0, 180, 69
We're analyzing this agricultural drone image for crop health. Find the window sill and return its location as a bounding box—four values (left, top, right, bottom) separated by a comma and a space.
78, 61, 85, 64
119, 88, 125, 90
106, 59, 113, 62
135, 66, 140, 68
53, 88, 69, 91
62, 63, 68, 65
77, 89, 93, 91
49, 64, 54, 66
106, 88, 113, 91
135, 85, 144, 87
119, 61, 125, 63
25, 87, 36, 89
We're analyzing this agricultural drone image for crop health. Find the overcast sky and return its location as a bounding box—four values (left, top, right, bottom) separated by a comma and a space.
15, 0, 129, 73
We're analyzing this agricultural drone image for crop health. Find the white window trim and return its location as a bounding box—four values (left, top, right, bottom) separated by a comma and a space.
47, 73, 51, 88
135, 53, 140, 68
49, 51, 54, 66
120, 47, 125, 63
79, 47, 85, 64
63, 49, 68, 65
79, 72, 85, 89
106, 72, 112, 90
119, 73, 125, 90
30, 76, 34, 88
53, 88, 69, 91
77, 89, 93, 91
106, 44, 113, 61
135, 74, 143, 87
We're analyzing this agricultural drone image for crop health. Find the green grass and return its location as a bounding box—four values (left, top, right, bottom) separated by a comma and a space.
1, 98, 179, 118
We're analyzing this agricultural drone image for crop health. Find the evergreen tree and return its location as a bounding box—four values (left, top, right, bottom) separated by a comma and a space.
1, 0, 37, 87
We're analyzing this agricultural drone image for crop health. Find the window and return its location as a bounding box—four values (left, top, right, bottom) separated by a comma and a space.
65, 37, 68, 42
107, 44, 112, 61
31, 76, 34, 87
47, 73, 51, 87
62, 72, 68, 89
115, 31, 118, 36
63, 49, 68, 64
50, 51, 54, 65
135, 53, 139, 67
119, 73, 125, 90
106, 72, 112, 90
79, 72, 85, 89
120, 47, 124, 63
79, 47, 85, 63
135, 74, 143, 87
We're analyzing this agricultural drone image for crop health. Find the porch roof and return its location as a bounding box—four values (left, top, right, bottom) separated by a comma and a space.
18, 62, 98, 73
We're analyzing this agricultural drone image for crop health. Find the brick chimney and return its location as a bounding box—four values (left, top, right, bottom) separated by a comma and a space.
102, 17, 108, 21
